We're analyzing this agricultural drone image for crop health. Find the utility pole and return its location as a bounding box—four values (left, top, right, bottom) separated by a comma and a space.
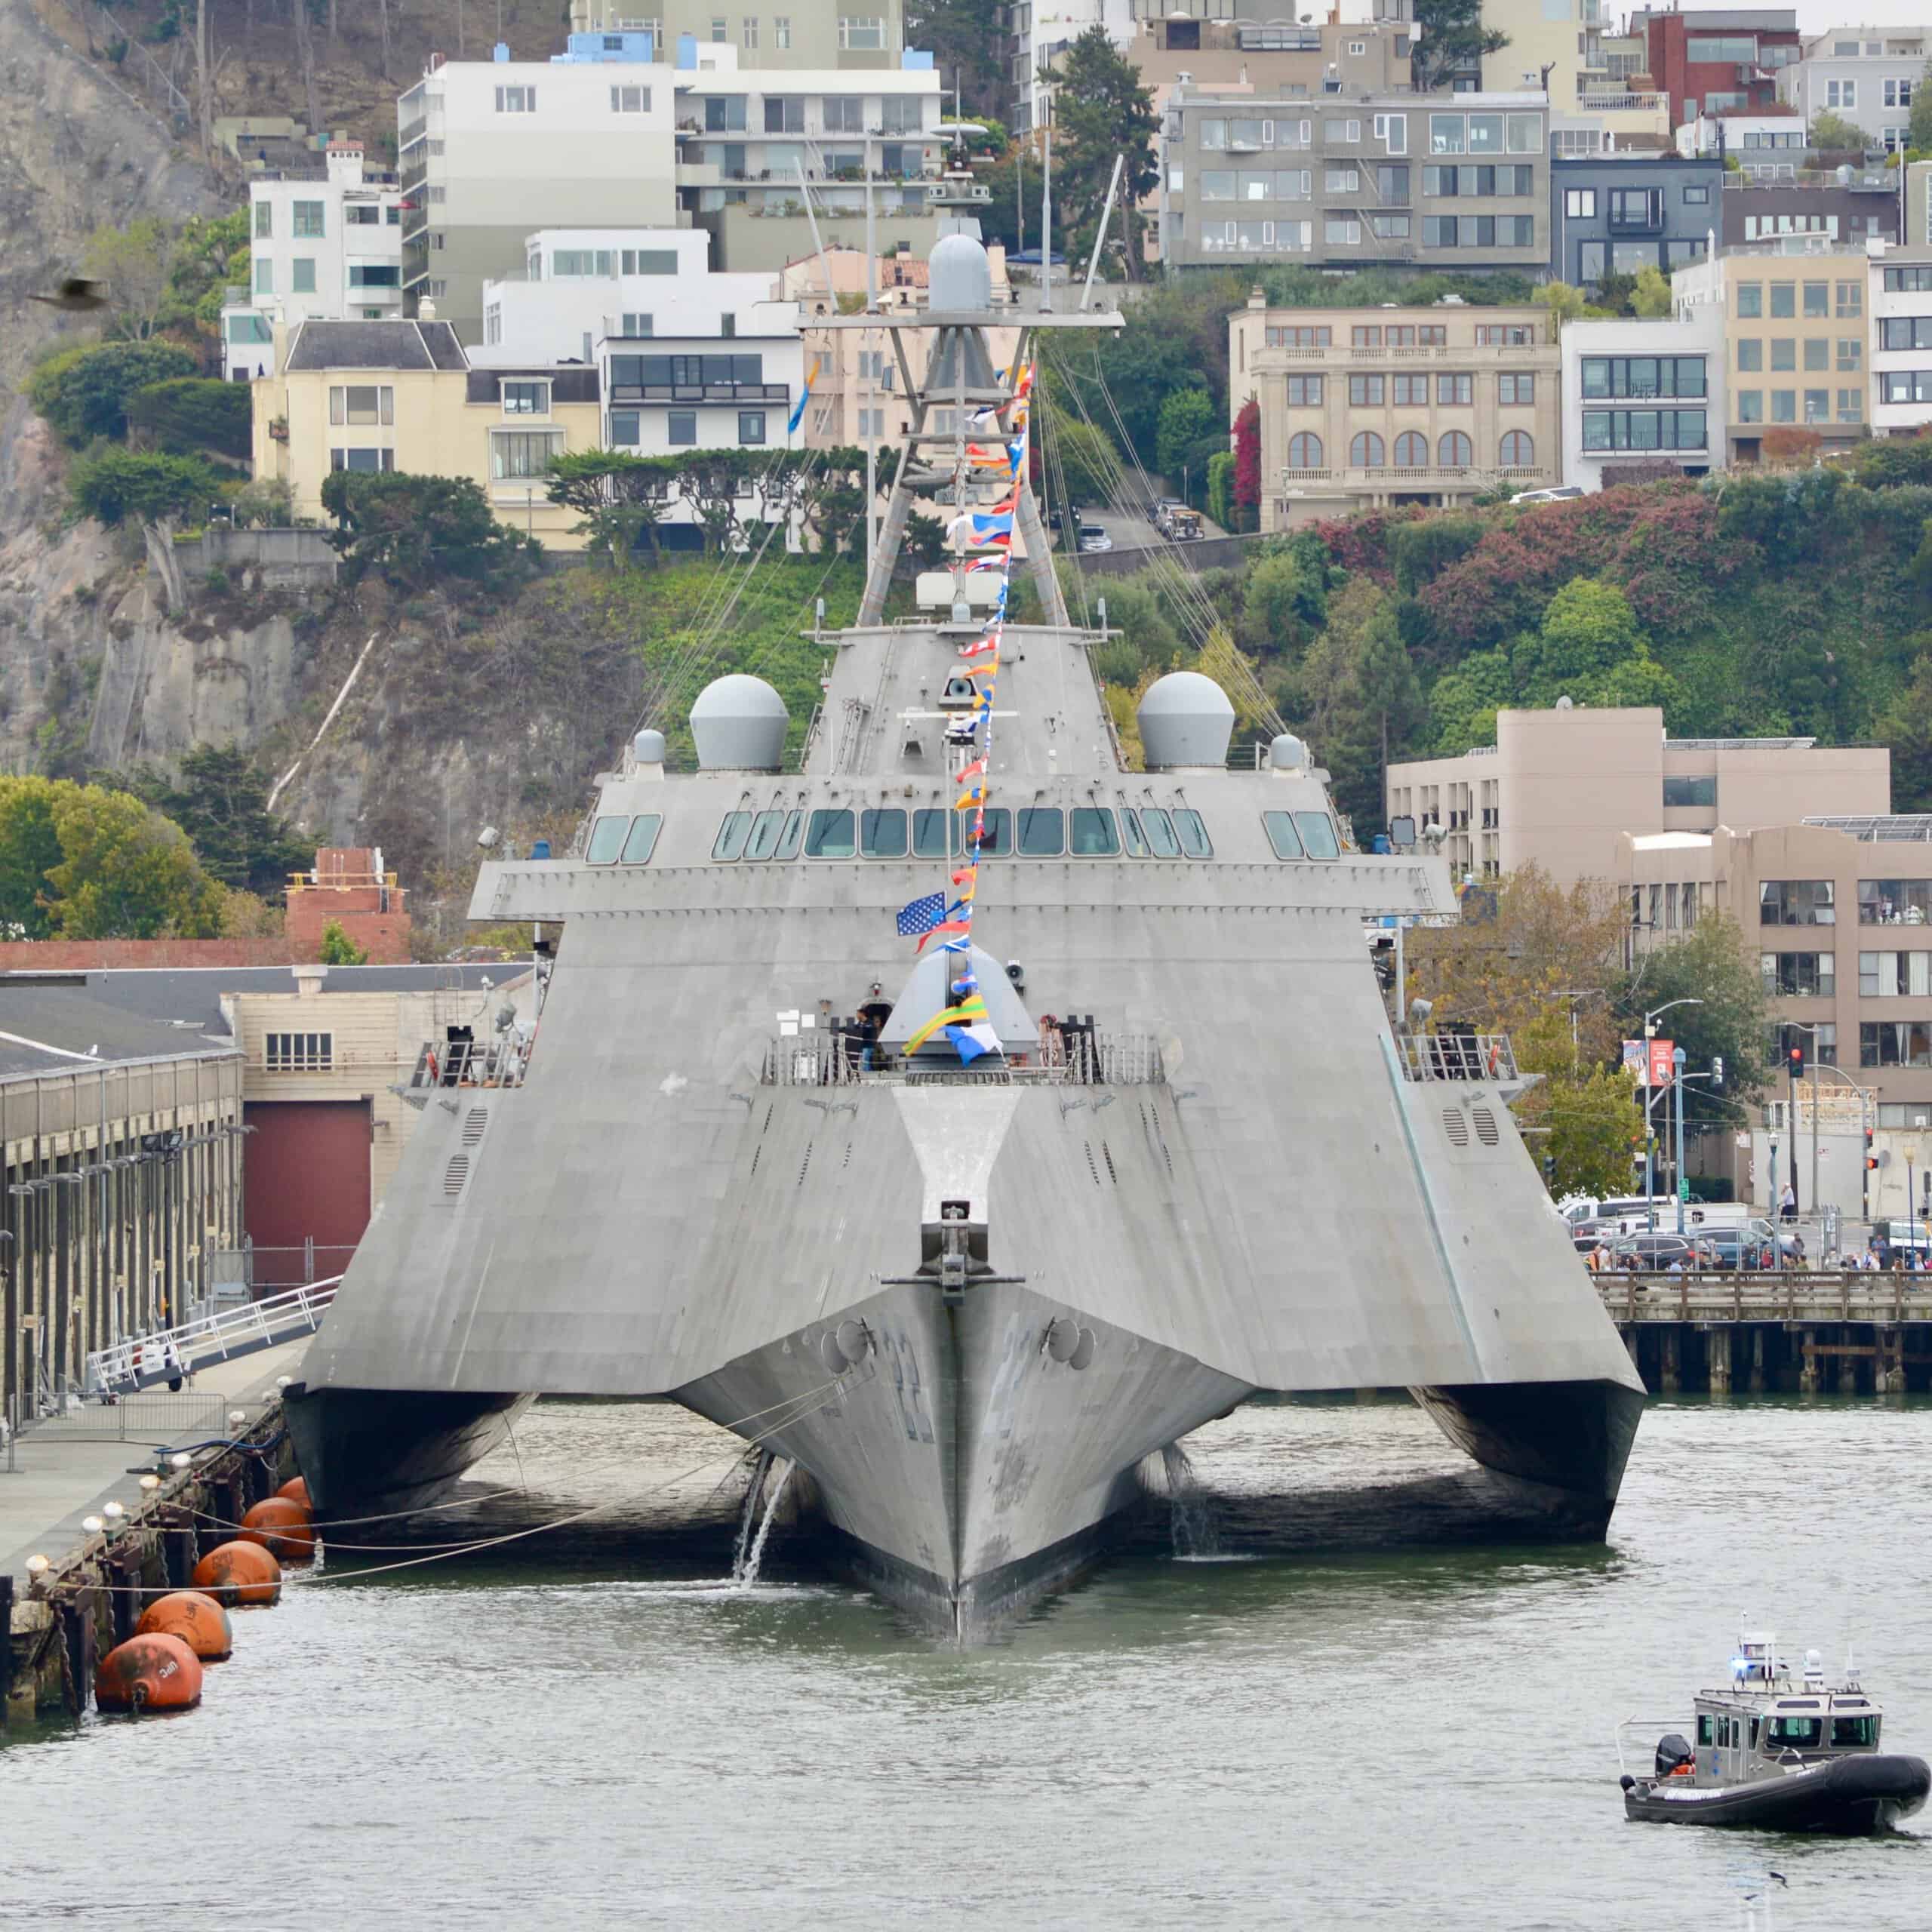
1673, 1045, 1687, 1234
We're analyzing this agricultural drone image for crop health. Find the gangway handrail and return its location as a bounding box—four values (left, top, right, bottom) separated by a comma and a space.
84, 1276, 343, 1397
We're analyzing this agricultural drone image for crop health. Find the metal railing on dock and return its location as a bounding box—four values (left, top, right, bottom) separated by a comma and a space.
761, 1031, 1166, 1088
83, 1278, 343, 1398
1598, 1271, 1932, 1322
1394, 1033, 1518, 1082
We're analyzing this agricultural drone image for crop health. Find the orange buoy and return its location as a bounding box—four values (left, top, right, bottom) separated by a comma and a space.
137, 1590, 235, 1662
96, 1632, 203, 1714
240, 1495, 317, 1565
277, 1476, 311, 1507
192, 1539, 282, 1607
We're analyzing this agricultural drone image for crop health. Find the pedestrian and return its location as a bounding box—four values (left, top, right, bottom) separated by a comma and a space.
1779, 1183, 1797, 1223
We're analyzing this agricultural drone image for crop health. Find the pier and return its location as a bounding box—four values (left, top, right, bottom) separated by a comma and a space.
1599, 1273, 1932, 1396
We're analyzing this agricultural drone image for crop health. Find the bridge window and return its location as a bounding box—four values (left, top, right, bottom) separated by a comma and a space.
1296, 811, 1340, 858
1832, 1715, 1878, 1747
912, 809, 949, 858
1120, 808, 1152, 857
1766, 1717, 1823, 1748
1263, 810, 1305, 858
860, 808, 908, 857
1140, 808, 1182, 858
952, 808, 1012, 856
266, 1032, 333, 1072
804, 808, 857, 857
620, 814, 662, 863
1174, 809, 1213, 857
1017, 808, 1065, 855
712, 811, 754, 860
745, 809, 787, 860
775, 809, 805, 859
587, 815, 630, 863
1070, 808, 1119, 855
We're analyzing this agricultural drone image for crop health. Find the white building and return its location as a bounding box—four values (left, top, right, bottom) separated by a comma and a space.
1560, 311, 1727, 493
1777, 26, 1929, 152
397, 32, 942, 342
223, 141, 406, 380
1870, 240, 1932, 437
1675, 112, 1811, 162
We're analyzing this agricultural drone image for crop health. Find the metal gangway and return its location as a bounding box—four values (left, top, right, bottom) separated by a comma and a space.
83, 1278, 343, 1398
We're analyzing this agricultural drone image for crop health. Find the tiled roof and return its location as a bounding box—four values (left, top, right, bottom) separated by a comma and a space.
285, 318, 471, 372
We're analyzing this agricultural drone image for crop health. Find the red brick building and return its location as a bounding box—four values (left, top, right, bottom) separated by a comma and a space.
282, 848, 412, 964
1638, 8, 1801, 129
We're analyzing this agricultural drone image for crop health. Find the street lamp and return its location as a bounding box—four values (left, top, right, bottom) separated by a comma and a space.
1642, 998, 1702, 1230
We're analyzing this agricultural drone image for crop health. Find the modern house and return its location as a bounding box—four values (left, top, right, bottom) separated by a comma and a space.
1869, 241, 1932, 438
1559, 310, 1727, 491
1777, 26, 1929, 152
1229, 291, 1561, 528
1629, 8, 1802, 128
1551, 152, 1722, 292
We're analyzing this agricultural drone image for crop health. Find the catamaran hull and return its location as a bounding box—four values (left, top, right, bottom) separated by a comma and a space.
281, 1383, 534, 1531
1624, 1755, 1932, 1833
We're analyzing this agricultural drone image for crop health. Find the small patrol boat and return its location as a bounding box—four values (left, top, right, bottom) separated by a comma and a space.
1619, 1629, 1930, 1835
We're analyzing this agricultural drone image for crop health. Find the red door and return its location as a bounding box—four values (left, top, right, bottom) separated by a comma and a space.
244, 1100, 372, 1289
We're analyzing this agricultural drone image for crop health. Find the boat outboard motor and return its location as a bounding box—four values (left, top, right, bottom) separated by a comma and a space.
1654, 1734, 1694, 1778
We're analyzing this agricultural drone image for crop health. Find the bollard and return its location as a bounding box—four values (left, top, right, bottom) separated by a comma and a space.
60, 1598, 94, 1718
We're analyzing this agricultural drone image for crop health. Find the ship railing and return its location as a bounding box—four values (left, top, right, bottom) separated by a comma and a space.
84, 1278, 343, 1398
760, 1031, 1165, 1088
1393, 1032, 1518, 1082
408, 1035, 531, 1092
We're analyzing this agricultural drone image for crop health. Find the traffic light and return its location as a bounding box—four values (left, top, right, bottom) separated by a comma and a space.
1866, 1128, 1879, 1174
1712, 1055, 1724, 1090
1789, 1042, 1806, 1078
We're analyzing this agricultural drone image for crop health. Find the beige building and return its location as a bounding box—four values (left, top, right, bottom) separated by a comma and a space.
1131, 13, 1414, 105
1622, 818, 1932, 1158
1230, 294, 1561, 529
1672, 239, 1872, 464
251, 318, 604, 549
1386, 706, 1890, 888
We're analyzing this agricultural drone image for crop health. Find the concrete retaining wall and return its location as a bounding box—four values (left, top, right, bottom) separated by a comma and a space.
180, 528, 339, 586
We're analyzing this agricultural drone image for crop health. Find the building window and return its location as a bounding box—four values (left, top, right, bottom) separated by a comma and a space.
1324, 215, 1361, 245
609, 411, 640, 446
1761, 952, 1835, 997
1349, 374, 1385, 405
254, 258, 273, 296
1826, 78, 1857, 109
822, 95, 863, 133
1770, 389, 1796, 422
1475, 325, 1534, 346
330, 448, 395, 472
669, 410, 697, 446
1881, 317, 1932, 352
622, 249, 678, 275
1884, 265, 1932, 292
1860, 951, 1932, 998
329, 385, 394, 426
1436, 374, 1472, 405
348, 266, 400, 288
740, 410, 767, 444
552, 249, 615, 277
620, 312, 654, 337
1860, 878, 1932, 924
1499, 429, 1534, 466
1387, 373, 1424, 406
1663, 775, 1716, 808
704, 95, 748, 131
742, 14, 758, 47
709, 15, 726, 38
1804, 389, 1829, 424
1683, 184, 1709, 205
1737, 282, 1762, 318
838, 15, 885, 49
1580, 409, 1706, 451
1804, 338, 1829, 372
1285, 431, 1324, 468
485, 300, 503, 346
1774, 1022, 1837, 1066
1737, 339, 1763, 372
291, 258, 316, 294
1350, 430, 1385, 466
1881, 371, 1932, 404
491, 429, 565, 479
494, 85, 537, 112
292, 200, 325, 238
1838, 337, 1861, 370
1770, 339, 1796, 371
1862, 1023, 1932, 1069
1324, 118, 1362, 144
1564, 188, 1596, 218
611, 85, 651, 112
1394, 429, 1428, 466
775, 15, 789, 48
1438, 429, 1472, 467
1770, 282, 1795, 318
1265, 325, 1331, 347
1284, 375, 1323, 405
1839, 389, 1863, 423
503, 380, 550, 417
253, 200, 272, 239
1324, 165, 1360, 193
1761, 879, 1835, 927
1579, 357, 1706, 399
265, 1032, 333, 1071
1371, 214, 1411, 239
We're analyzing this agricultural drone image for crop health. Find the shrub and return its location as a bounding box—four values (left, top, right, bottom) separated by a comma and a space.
125, 377, 253, 461
27, 340, 197, 446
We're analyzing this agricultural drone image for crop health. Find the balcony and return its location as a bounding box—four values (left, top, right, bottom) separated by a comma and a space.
1577, 89, 1669, 112
605, 380, 792, 405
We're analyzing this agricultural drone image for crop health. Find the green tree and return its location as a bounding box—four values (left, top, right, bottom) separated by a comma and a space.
28, 340, 198, 446
124, 377, 254, 461
1043, 411, 1120, 508
142, 743, 310, 896
1876, 651, 1932, 813
1294, 580, 1426, 829
0, 777, 65, 937
1518, 577, 1644, 696
1042, 27, 1160, 278
1389, 515, 1482, 596
82, 216, 173, 340
1536, 1066, 1646, 1199
1809, 109, 1865, 152
68, 448, 223, 612
1630, 265, 1673, 318
1206, 449, 1236, 530
1237, 546, 1322, 657
1428, 645, 1514, 752
317, 918, 369, 965
546, 448, 681, 568
1409, 0, 1507, 90
320, 470, 541, 590
1531, 279, 1589, 334
1911, 63, 1932, 151
159, 209, 251, 340
43, 783, 226, 939
905, 0, 1002, 112
1155, 387, 1217, 490
1614, 914, 1770, 1127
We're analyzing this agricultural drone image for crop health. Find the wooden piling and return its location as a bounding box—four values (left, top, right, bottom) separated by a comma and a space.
60, 1597, 94, 1718
1707, 1326, 1732, 1395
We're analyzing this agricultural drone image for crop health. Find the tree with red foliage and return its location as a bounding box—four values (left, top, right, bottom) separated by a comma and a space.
1233, 398, 1261, 533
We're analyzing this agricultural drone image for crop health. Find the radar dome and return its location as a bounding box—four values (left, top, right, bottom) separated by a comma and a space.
690, 674, 789, 771
1138, 671, 1235, 770
930, 232, 993, 312
1269, 733, 1309, 772
632, 728, 667, 766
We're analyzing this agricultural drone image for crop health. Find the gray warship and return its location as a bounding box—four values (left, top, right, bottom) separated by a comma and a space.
285, 228, 1644, 1637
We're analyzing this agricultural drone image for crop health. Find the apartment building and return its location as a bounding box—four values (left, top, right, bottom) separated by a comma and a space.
1719, 168, 1900, 251
1478, 0, 1671, 143
249, 318, 604, 548
223, 142, 405, 379
1551, 153, 1722, 292
1559, 310, 1727, 491
566, 0, 908, 68
396, 35, 941, 340
1230, 293, 1561, 528
1870, 242, 1932, 438
1386, 704, 1889, 888
1161, 91, 1549, 273
1672, 238, 1872, 463
1676, 109, 1809, 158
1629, 8, 1801, 128
1621, 815, 1932, 1139
1128, 11, 1414, 109
1777, 26, 1928, 152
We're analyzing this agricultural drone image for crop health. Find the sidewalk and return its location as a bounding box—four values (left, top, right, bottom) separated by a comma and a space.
0, 1341, 306, 1586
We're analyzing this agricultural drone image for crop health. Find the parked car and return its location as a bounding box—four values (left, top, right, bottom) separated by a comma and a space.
1149, 497, 1183, 529
1076, 525, 1113, 553
1166, 508, 1203, 541
1697, 1228, 1779, 1271
1607, 1233, 1718, 1272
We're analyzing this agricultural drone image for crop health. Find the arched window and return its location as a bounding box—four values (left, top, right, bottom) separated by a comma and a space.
1500, 429, 1535, 468
1349, 430, 1386, 468
1287, 431, 1324, 469
1438, 429, 1472, 469
1394, 429, 1428, 467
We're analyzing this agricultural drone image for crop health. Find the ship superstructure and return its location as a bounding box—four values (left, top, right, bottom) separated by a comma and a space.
286, 230, 1644, 1637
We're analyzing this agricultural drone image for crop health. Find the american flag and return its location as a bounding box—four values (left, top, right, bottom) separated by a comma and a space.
895, 891, 948, 939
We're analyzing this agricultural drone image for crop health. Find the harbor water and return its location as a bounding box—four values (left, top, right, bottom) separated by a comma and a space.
4, 1396, 1929, 1930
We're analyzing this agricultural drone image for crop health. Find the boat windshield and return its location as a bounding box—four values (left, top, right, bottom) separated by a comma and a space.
1766, 1717, 1822, 1748
1832, 1715, 1878, 1747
